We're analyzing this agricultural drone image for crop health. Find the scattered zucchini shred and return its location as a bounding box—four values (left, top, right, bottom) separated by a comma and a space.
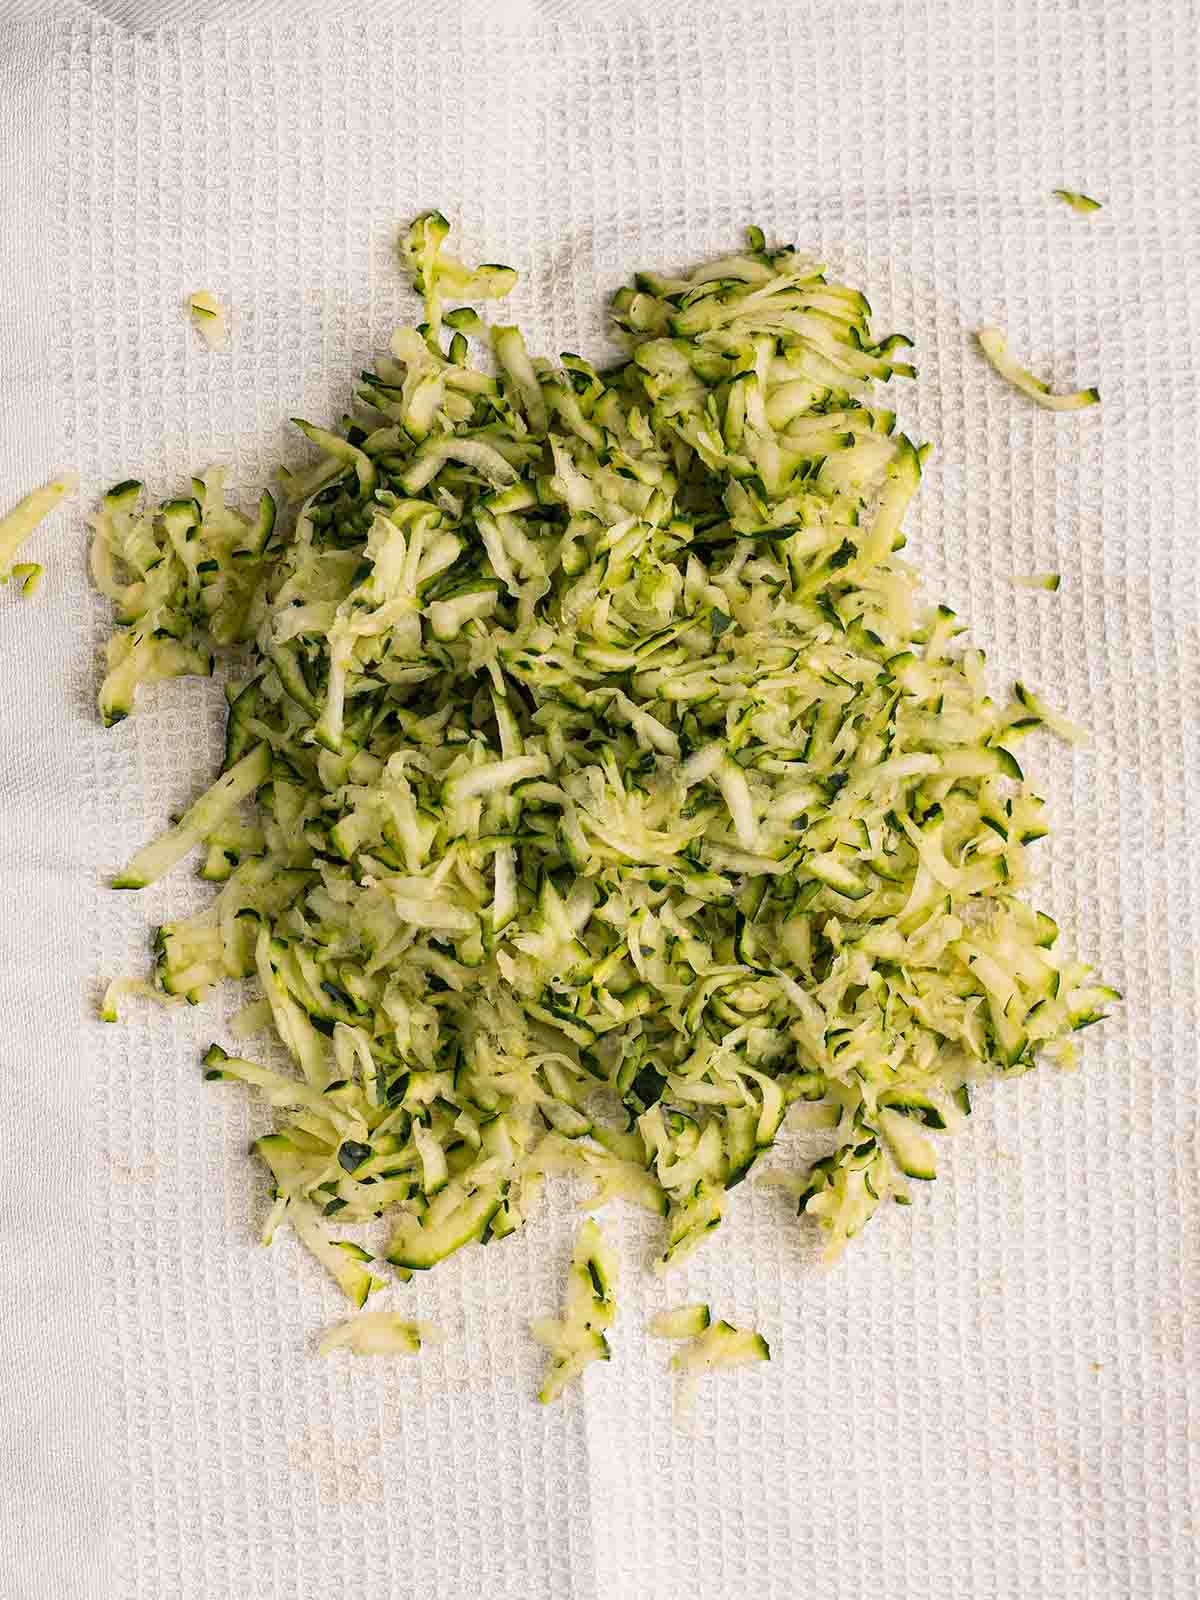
99, 976, 183, 1023
0, 470, 78, 588
188, 290, 227, 349
87, 470, 273, 726
531, 1217, 618, 1403
319, 1310, 440, 1357
977, 326, 1100, 411
1052, 190, 1103, 215
649, 1303, 711, 1339
670, 1317, 770, 1420
1011, 573, 1061, 592
10, 562, 43, 597
93, 216, 1117, 1303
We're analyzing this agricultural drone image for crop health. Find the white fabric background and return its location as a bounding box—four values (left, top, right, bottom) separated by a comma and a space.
0, 2, 1196, 1597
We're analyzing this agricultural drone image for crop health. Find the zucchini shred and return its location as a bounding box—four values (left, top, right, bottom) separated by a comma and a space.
96, 215, 1118, 1307
0, 470, 78, 593
531, 1217, 618, 1403
976, 326, 1100, 411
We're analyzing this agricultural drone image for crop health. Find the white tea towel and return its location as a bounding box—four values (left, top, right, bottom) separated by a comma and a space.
0, 3, 1197, 1598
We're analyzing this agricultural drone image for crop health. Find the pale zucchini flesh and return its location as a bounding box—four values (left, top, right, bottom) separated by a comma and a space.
0, 471, 78, 582
319, 1311, 439, 1357
533, 1217, 618, 1403
90, 217, 1116, 1308
649, 1303, 712, 1339
669, 1316, 770, 1419
977, 326, 1099, 411
1012, 572, 1061, 591
671, 1318, 770, 1376
188, 290, 227, 349
1052, 190, 1102, 214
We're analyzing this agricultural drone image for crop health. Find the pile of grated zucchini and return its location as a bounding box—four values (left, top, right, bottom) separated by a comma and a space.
97, 216, 1117, 1305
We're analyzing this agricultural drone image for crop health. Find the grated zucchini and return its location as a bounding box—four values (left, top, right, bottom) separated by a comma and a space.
0, 471, 78, 588
531, 1217, 618, 1403
188, 290, 227, 350
672, 1317, 769, 1375
100, 976, 183, 1023
11, 562, 43, 596
319, 1310, 439, 1357
669, 1315, 770, 1419
88, 471, 273, 724
977, 326, 1099, 411
649, 1303, 711, 1339
1052, 190, 1102, 215
94, 219, 1117, 1301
